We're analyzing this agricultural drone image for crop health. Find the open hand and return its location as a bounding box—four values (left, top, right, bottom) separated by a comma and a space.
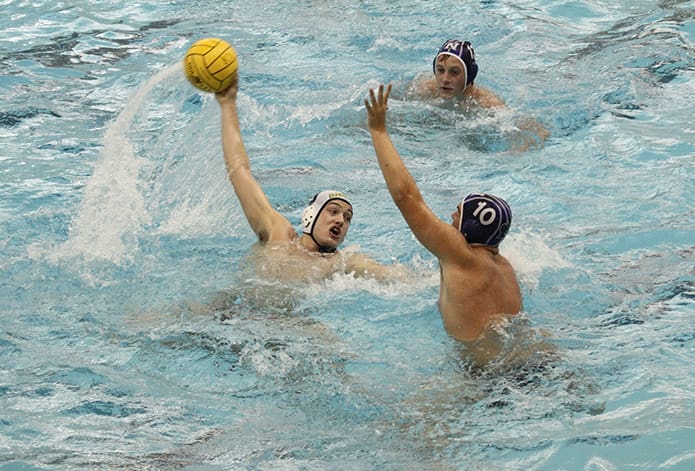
365, 83, 392, 131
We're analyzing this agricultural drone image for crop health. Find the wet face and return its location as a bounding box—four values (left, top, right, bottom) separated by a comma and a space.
434, 55, 468, 99
313, 200, 353, 249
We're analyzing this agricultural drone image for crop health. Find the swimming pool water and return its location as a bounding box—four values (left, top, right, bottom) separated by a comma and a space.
1, 1, 694, 469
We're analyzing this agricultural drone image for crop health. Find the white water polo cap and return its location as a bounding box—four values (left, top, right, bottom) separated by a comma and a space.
458, 193, 512, 247
301, 190, 352, 250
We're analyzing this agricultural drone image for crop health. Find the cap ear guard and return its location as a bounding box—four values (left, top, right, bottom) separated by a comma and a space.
457, 197, 466, 234
301, 198, 318, 234
301, 190, 352, 237
461, 41, 477, 84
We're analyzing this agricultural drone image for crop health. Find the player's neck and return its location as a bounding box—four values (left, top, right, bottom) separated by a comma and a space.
297, 234, 337, 255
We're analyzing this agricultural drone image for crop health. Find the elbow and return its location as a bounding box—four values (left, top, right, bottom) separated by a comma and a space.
390, 180, 420, 208
391, 189, 408, 207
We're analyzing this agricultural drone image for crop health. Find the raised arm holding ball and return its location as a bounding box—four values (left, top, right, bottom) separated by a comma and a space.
212, 72, 407, 283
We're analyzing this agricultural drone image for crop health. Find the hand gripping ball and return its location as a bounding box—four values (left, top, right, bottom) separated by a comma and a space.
183, 38, 238, 93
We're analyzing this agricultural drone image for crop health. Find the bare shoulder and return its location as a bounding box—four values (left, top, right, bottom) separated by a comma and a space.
409, 74, 437, 99
440, 246, 514, 278
264, 213, 298, 243
425, 221, 479, 265
468, 85, 505, 108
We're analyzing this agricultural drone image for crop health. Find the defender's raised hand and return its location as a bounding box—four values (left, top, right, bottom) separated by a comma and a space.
365, 83, 392, 132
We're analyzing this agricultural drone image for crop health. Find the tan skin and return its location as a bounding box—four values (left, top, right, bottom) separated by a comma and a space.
416, 55, 505, 108
366, 83, 522, 341
414, 55, 550, 151
215, 77, 405, 283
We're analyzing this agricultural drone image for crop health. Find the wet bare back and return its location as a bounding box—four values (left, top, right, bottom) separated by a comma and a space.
439, 245, 522, 341
366, 83, 521, 342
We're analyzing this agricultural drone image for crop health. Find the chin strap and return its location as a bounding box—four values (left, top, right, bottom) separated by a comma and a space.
311, 234, 336, 253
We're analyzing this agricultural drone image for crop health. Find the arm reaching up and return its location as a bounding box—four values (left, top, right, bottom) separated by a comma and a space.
365, 82, 522, 343
365, 84, 426, 233
216, 80, 294, 243
365, 84, 465, 261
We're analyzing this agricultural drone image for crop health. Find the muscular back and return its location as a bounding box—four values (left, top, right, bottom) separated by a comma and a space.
439, 247, 521, 342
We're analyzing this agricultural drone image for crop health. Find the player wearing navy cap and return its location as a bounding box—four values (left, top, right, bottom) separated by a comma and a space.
366, 83, 522, 341
413, 39, 505, 108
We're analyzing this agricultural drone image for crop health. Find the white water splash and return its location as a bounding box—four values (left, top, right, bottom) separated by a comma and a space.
504, 229, 573, 288
48, 63, 183, 265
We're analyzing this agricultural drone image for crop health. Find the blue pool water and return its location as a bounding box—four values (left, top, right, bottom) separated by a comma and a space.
1, 1, 694, 469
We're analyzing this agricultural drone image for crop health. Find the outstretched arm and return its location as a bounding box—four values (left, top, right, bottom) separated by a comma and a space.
344, 251, 410, 282
508, 116, 550, 153
365, 84, 460, 259
216, 80, 292, 243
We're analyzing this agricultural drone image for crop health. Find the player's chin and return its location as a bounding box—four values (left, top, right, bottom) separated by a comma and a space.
321, 235, 343, 250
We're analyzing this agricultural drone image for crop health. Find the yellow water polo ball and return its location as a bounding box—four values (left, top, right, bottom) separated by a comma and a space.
183, 37, 238, 93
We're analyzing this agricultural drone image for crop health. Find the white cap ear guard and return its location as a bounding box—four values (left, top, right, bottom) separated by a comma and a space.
301, 205, 317, 234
